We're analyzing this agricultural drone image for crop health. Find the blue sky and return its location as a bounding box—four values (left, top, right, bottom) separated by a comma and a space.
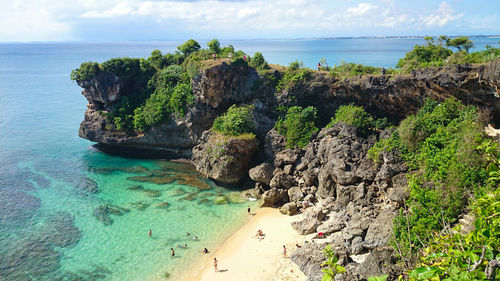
1, 0, 499, 42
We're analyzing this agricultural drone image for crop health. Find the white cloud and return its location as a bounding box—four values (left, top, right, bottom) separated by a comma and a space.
423, 1, 464, 27
346, 3, 377, 16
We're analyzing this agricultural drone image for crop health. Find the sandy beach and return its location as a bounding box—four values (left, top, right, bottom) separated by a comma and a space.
182, 207, 307, 281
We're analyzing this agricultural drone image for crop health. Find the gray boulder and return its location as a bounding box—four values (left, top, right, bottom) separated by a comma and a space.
288, 186, 304, 203
269, 172, 294, 189
248, 162, 274, 185
280, 202, 298, 216
260, 188, 287, 207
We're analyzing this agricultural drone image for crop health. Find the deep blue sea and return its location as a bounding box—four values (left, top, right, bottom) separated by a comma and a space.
0, 37, 498, 281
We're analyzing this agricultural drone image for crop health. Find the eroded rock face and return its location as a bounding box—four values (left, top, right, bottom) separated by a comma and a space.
248, 162, 274, 185
192, 130, 258, 184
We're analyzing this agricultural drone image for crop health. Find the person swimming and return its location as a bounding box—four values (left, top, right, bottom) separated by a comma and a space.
192, 236, 199, 240
201, 248, 209, 254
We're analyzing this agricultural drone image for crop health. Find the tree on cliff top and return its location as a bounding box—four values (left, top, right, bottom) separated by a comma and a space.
207, 39, 221, 54
446, 36, 474, 53
177, 39, 201, 56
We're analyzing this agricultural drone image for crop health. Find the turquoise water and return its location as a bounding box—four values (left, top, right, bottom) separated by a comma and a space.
0, 37, 499, 280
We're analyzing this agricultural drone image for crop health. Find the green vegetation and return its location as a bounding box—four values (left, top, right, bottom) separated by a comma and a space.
446, 36, 474, 53
321, 245, 346, 281
397, 36, 500, 72
329, 62, 390, 79
207, 39, 221, 54
177, 39, 201, 56
70, 62, 100, 82
275, 106, 318, 148
276, 61, 312, 92
327, 104, 390, 135
212, 105, 255, 136
406, 140, 499, 280
366, 98, 497, 275
249, 52, 268, 70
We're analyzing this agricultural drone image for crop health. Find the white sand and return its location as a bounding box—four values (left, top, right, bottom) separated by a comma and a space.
182, 207, 307, 281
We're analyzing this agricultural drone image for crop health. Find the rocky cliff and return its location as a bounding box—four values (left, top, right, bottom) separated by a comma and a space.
76, 59, 500, 279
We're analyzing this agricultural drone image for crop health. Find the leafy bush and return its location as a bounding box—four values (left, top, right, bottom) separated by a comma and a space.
133, 87, 171, 131
275, 106, 318, 148
70, 62, 100, 82
101, 57, 140, 77
397, 37, 453, 72
207, 39, 221, 54
231, 57, 248, 68
212, 105, 254, 136
321, 245, 346, 281
249, 52, 268, 70
288, 60, 303, 71
169, 83, 194, 117
177, 39, 201, 56
327, 104, 390, 135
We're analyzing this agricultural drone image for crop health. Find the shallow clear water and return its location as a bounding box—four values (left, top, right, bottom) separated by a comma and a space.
0, 37, 498, 280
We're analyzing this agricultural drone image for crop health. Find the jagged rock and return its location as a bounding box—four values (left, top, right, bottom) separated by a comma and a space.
241, 185, 262, 199
248, 162, 274, 185
387, 187, 408, 204
364, 208, 397, 249
291, 242, 326, 281
274, 149, 300, 167
269, 172, 294, 189
354, 247, 396, 279
192, 130, 258, 184
288, 186, 304, 203
291, 218, 321, 235
283, 164, 293, 175
280, 202, 298, 215
317, 210, 347, 235
260, 188, 287, 207
264, 129, 286, 160
356, 157, 379, 181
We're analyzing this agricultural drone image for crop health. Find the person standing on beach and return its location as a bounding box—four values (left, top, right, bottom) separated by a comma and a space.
247, 205, 251, 214
214, 257, 218, 272
148, 229, 152, 237
171, 248, 175, 257
283, 245, 287, 258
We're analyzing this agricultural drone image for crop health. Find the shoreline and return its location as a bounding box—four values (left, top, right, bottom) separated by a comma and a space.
180, 207, 307, 281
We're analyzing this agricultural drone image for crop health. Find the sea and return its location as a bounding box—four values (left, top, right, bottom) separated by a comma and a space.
0, 37, 498, 281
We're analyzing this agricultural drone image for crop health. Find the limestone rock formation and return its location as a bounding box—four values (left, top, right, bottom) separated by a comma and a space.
192, 130, 258, 184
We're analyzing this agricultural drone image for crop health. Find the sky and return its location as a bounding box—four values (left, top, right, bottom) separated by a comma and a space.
1, 0, 499, 42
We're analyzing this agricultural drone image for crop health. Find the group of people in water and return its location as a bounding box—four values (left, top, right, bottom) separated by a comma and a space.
147, 229, 209, 257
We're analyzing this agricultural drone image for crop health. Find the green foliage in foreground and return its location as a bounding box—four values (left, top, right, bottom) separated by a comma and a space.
177, 39, 201, 56
321, 245, 346, 281
408, 150, 499, 280
275, 106, 318, 148
367, 98, 493, 264
212, 105, 255, 136
327, 104, 390, 135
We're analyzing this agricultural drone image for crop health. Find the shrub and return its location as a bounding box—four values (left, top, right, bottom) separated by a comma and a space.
249, 52, 268, 70
212, 105, 254, 136
275, 106, 318, 148
177, 39, 201, 56
132, 87, 171, 131
231, 57, 248, 68
101, 57, 140, 77
396, 37, 452, 72
288, 60, 303, 71
169, 83, 194, 117
70, 62, 100, 82
327, 104, 374, 134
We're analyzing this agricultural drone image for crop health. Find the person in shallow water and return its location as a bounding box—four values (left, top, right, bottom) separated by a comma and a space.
201, 248, 209, 254
148, 229, 152, 237
171, 248, 175, 257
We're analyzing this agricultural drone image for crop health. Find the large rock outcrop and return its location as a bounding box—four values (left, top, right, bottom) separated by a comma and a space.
192, 130, 258, 184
